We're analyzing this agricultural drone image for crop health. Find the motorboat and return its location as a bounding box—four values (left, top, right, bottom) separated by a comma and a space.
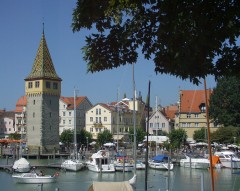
88, 174, 136, 191
12, 172, 57, 184
12, 157, 31, 173
86, 150, 115, 173
180, 154, 210, 169
136, 160, 145, 170
214, 150, 240, 168
148, 154, 174, 170
114, 155, 134, 172
61, 159, 85, 171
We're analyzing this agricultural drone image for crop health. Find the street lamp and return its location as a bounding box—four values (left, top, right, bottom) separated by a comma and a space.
86, 137, 88, 151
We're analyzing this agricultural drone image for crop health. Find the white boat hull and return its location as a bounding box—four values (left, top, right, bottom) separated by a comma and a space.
220, 160, 240, 168
214, 151, 240, 169
180, 161, 210, 169
86, 163, 115, 173
61, 159, 85, 171
115, 162, 134, 172
180, 158, 210, 169
12, 173, 56, 184
148, 161, 174, 170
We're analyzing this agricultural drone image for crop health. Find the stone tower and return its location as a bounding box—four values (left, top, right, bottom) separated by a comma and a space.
25, 31, 62, 153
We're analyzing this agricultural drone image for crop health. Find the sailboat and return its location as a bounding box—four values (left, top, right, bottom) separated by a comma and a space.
13, 102, 31, 173
61, 89, 85, 171
87, 64, 137, 190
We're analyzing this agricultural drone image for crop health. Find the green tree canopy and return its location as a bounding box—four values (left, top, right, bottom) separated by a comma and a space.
77, 129, 93, 146
129, 127, 147, 146
211, 126, 240, 144
60, 129, 73, 147
168, 129, 187, 149
8, 132, 21, 140
72, 1, 240, 84
209, 76, 240, 126
97, 129, 113, 146
193, 128, 207, 142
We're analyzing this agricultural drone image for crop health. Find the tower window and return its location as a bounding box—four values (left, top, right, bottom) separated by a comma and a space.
53, 82, 58, 89
50, 112, 52, 118
46, 81, 51, 88
28, 82, 33, 88
33, 112, 35, 118
33, 100, 36, 105
35, 81, 40, 88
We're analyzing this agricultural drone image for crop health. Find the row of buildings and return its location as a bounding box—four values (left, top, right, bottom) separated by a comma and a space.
0, 30, 218, 153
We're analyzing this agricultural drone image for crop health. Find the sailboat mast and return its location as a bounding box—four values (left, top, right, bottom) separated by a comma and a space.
20, 96, 25, 158
132, 63, 137, 174
204, 79, 214, 191
155, 96, 157, 156
117, 88, 119, 152
145, 81, 151, 191
74, 89, 77, 159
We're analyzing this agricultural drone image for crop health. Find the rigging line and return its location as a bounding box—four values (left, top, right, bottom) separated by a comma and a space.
188, 88, 197, 115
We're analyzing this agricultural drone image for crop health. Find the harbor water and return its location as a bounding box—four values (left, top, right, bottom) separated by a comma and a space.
1, 158, 240, 191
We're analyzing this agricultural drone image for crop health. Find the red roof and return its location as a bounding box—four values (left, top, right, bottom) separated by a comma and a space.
180, 90, 212, 113
163, 105, 178, 120
60, 96, 87, 109
15, 96, 27, 112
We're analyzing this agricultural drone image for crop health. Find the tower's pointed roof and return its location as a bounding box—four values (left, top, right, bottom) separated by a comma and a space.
25, 32, 61, 81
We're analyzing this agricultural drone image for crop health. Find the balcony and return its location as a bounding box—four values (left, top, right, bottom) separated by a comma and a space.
93, 122, 103, 127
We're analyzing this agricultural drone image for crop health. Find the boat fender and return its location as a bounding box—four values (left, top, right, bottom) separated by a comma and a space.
54, 172, 60, 177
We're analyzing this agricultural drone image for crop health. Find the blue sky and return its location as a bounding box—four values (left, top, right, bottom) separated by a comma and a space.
0, 0, 216, 111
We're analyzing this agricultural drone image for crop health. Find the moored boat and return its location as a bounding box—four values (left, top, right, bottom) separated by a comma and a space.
180, 154, 210, 169
214, 150, 240, 168
148, 154, 174, 170
136, 160, 146, 170
114, 156, 134, 172
86, 150, 115, 173
88, 174, 136, 191
12, 157, 31, 173
12, 172, 58, 184
61, 159, 85, 171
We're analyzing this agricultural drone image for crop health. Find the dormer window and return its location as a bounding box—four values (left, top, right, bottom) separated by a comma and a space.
199, 103, 206, 112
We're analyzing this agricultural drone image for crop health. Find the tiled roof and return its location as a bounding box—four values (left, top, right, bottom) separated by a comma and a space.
180, 90, 212, 113
15, 96, 27, 113
1, 111, 15, 119
60, 96, 87, 109
163, 105, 178, 120
25, 32, 61, 81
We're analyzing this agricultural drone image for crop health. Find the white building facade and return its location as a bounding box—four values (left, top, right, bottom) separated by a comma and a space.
59, 96, 92, 134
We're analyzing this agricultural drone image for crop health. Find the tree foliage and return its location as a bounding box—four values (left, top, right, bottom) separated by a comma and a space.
209, 76, 240, 126
60, 129, 73, 147
211, 126, 240, 144
193, 128, 206, 142
168, 129, 187, 149
97, 129, 113, 146
8, 132, 21, 140
72, 0, 240, 84
129, 127, 147, 146
77, 129, 93, 146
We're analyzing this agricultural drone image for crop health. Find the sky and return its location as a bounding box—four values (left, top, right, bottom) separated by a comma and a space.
0, 0, 216, 111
